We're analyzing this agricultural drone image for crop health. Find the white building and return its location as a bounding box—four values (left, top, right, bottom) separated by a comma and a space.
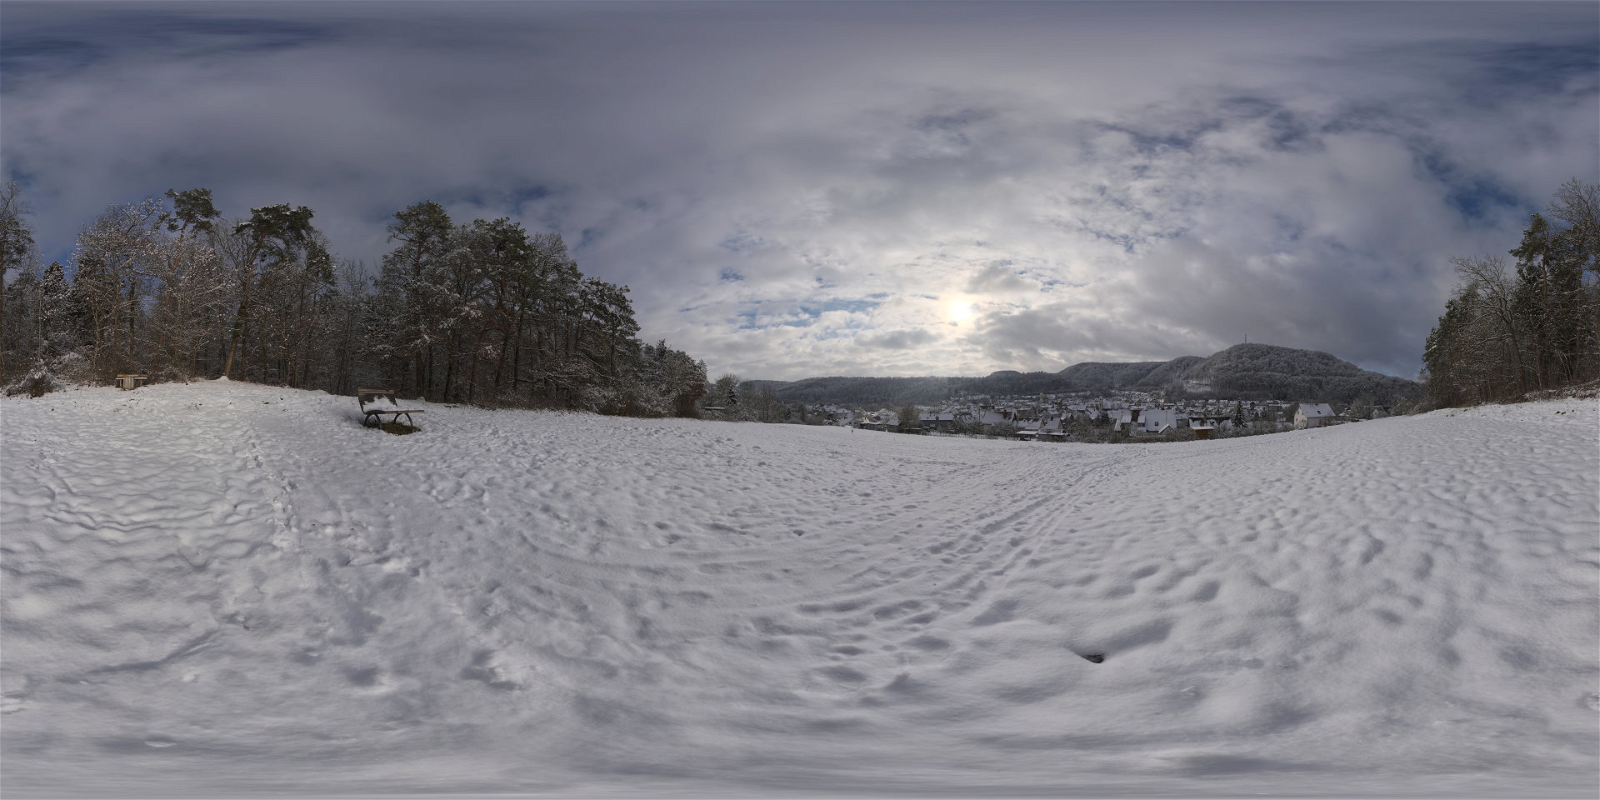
1294, 403, 1336, 429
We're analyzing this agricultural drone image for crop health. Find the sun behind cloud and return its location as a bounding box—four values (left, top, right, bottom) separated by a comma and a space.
948, 299, 976, 324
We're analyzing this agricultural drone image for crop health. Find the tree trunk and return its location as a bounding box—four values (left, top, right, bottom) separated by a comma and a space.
222, 272, 252, 378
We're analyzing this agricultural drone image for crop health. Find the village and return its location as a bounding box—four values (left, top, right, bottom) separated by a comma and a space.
797, 390, 1401, 442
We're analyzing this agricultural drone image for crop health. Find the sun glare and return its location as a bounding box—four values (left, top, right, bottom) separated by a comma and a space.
949, 300, 975, 323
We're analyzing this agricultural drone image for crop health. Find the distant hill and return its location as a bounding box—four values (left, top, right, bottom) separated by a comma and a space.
752, 376, 958, 407
1055, 362, 1164, 392
1177, 343, 1418, 404
1131, 356, 1205, 390
748, 343, 1419, 407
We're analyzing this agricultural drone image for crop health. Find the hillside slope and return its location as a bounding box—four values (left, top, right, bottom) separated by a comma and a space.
2, 382, 1594, 797
1055, 361, 1168, 393
1181, 343, 1420, 403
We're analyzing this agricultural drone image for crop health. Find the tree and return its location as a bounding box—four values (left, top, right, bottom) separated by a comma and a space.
1451, 254, 1527, 397
1509, 213, 1586, 388
69, 199, 167, 380
1347, 393, 1373, 420
747, 386, 788, 423
1548, 178, 1600, 379
0, 181, 34, 275
147, 189, 227, 379
163, 188, 221, 240
896, 404, 920, 432
1425, 180, 1600, 406
1, 181, 37, 380
221, 204, 315, 378
0, 189, 705, 416
641, 340, 706, 417
379, 201, 454, 396
712, 373, 741, 408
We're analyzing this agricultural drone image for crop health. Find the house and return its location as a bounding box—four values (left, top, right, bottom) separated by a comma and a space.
1294, 403, 1336, 429
1138, 408, 1180, 436
979, 409, 1012, 434
1110, 409, 1134, 433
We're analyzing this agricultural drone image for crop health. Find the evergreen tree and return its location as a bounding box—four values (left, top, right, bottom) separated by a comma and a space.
221, 204, 315, 378
380, 201, 454, 396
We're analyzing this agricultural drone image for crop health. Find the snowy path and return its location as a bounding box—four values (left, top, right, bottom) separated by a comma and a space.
2, 381, 1597, 797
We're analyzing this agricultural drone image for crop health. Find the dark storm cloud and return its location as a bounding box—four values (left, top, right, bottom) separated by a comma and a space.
2, 1, 1596, 380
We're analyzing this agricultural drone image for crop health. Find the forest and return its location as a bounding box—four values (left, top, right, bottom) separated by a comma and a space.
1423, 179, 1600, 407
0, 186, 707, 416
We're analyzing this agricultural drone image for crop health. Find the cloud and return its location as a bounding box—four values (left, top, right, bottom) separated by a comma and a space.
856, 328, 937, 351
2, 1, 1595, 380
965, 261, 1034, 295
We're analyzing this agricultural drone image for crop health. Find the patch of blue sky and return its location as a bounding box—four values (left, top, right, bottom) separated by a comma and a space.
1445, 181, 1533, 224
1461, 40, 1600, 108
508, 184, 550, 214
1036, 276, 1080, 290
1081, 227, 1145, 255
1272, 213, 1307, 245
0, 8, 342, 80
798, 299, 879, 316
1097, 120, 1223, 157
717, 232, 765, 253
0, 37, 101, 79
734, 298, 879, 330
1408, 144, 1535, 223
809, 327, 858, 342
429, 182, 556, 217
2, 163, 39, 190
736, 312, 812, 331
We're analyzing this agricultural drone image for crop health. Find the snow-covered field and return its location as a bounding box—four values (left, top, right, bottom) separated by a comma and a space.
2, 380, 1597, 798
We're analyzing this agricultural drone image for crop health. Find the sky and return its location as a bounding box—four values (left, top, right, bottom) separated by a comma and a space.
2, 1, 1596, 381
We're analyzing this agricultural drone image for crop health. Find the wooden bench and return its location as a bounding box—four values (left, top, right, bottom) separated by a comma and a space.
357, 387, 424, 429
116, 374, 148, 390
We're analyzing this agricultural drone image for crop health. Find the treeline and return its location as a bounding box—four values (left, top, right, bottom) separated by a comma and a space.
1423, 179, 1599, 407
0, 184, 706, 415
768, 375, 958, 407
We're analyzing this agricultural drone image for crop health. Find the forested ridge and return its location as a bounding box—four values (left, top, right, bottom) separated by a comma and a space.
1423, 179, 1600, 407
756, 345, 1419, 407
0, 186, 706, 416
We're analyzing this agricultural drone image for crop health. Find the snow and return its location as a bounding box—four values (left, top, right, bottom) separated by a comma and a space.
3, 381, 1597, 798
